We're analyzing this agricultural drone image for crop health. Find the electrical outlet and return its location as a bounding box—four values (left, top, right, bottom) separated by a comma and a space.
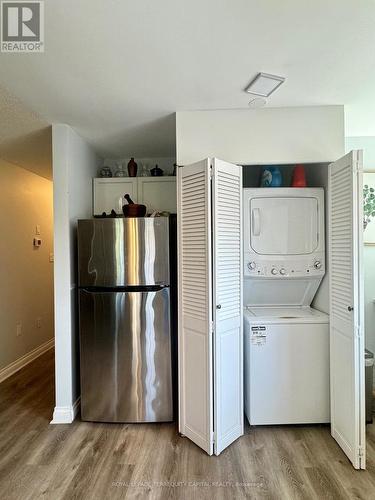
16, 323, 22, 337
36, 317, 42, 328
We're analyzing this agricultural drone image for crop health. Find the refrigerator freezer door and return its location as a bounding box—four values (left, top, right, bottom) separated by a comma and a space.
79, 287, 173, 422
78, 217, 170, 287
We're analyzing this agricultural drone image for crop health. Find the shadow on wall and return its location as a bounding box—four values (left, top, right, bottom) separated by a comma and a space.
88, 113, 176, 158
0, 126, 52, 180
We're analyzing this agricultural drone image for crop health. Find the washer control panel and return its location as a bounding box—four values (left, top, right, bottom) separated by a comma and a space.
245, 256, 325, 278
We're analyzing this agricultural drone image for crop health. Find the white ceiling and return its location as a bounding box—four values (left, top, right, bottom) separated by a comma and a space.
0, 0, 374, 159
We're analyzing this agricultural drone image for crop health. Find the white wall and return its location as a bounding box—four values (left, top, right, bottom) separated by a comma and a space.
0, 159, 54, 374
346, 137, 375, 360
52, 124, 102, 423
176, 106, 345, 165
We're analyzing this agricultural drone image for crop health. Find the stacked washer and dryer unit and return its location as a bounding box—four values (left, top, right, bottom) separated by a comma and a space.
243, 188, 330, 425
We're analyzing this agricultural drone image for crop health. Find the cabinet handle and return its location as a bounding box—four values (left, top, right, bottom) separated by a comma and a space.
216, 304, 222, 310
348, 306, 353, 312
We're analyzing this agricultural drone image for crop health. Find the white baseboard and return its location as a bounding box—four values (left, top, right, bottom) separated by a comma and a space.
50, 397, 81, 424
0, 338, 54, 384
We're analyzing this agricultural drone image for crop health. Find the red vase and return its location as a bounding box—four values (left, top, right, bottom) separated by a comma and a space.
127, 158, 138, 177
291, 164, 307, 187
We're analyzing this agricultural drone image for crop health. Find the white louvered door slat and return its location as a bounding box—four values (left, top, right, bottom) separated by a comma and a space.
212, 158, 243, 455
329, 150, 365, 470
177, 159, 214, 455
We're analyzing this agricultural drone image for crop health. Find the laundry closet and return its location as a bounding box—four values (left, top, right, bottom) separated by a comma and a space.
176, 106, 366, 469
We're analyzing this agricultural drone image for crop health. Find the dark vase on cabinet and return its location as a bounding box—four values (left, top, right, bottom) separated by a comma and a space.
127, 158, 138, 177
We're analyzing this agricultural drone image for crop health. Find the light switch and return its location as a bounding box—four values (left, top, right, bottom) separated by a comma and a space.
36, 225, 41, 235
16, 323, 22, 337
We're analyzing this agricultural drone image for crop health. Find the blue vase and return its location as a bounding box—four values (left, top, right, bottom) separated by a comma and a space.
260, 166, 282, 187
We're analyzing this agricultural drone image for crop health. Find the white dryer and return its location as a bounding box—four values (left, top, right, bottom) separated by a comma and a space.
243, 188, 330, 425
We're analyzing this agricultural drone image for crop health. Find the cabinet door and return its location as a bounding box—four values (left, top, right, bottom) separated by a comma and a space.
138, 178, 177, 213
93, 178, 138, 215
329, 150, 365, 469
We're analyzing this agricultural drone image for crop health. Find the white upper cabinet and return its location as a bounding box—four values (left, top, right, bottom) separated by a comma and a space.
93, 178, 137, 215
137, 177, 177, 213
93, 177, 176, 215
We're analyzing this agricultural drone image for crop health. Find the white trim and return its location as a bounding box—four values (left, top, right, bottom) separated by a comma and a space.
50, 397, 80, 424
0, 338, 54, 384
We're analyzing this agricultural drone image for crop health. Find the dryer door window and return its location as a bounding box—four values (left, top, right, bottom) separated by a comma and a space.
249, 197, 318, 255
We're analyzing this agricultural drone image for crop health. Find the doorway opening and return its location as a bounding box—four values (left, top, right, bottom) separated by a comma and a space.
0, 135, 54, 421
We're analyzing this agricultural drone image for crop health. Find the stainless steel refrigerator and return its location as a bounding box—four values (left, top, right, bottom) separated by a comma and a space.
77, 217, 173, 423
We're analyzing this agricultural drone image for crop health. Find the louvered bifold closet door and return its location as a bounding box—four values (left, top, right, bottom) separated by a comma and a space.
177, 159, 214, 455
329, 150, 365, 470
212, 159, 243, 455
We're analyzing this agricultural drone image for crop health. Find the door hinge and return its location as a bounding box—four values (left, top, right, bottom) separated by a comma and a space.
358, 446, 364, 458
212, 431, 215, 445
210, 320, 215, 333
210, 166, 213, 179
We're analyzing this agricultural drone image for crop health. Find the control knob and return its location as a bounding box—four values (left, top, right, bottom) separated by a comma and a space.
271, 268, 278, 275
314, 261, 322, 270
247, 261, 256, 270
279, 268, 286, 275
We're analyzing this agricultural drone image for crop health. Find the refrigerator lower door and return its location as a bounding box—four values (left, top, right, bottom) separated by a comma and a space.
79, 287, 173, 422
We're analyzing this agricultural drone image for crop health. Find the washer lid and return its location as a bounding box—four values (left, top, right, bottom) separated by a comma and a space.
244, 306, 329, 324
244, 276, 322, 307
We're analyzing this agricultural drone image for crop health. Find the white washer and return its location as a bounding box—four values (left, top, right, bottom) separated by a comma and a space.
244, 306, 330, 425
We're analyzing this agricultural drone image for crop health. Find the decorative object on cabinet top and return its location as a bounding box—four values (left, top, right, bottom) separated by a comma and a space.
114, 162, 127, 177
140, 162, 149, 177
98, 158, 176, 177
127, 158, 138, 177
151, 164, 163, 176
99, 165, 113, 177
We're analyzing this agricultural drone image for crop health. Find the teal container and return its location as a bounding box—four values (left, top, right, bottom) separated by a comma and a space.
260, 166, 282, 187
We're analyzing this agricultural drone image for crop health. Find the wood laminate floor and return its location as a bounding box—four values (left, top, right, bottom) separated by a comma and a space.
1, 349, 375, 500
